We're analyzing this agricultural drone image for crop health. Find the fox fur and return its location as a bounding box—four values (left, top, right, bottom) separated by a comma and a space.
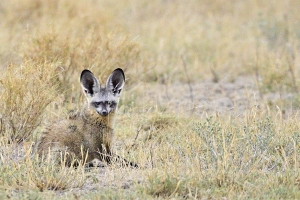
37, 68, 137, 167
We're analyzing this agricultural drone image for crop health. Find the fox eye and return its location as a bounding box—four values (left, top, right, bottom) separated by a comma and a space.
105, 101, 112, 105
112, 88, 122, 95
93, 102, 101, 106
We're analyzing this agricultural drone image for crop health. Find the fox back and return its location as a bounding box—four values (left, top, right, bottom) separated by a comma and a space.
37, 68, 125, 165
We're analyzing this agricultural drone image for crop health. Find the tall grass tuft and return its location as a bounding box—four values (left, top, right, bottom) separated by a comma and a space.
0, 62, 58, 143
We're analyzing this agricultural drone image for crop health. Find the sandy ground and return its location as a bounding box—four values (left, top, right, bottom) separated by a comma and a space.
138, 75, 298, 118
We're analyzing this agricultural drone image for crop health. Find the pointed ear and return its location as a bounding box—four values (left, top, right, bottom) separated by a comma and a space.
80, 69, 100, 96
106, 68, 125, 95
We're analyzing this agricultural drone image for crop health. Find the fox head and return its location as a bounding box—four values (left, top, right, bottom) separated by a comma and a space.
80, 68, 125, 117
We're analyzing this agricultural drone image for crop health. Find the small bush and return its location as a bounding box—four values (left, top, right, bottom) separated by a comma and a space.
0, 61, 58, 143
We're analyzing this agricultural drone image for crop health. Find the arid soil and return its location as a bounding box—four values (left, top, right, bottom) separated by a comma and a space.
138, 76, 297, 118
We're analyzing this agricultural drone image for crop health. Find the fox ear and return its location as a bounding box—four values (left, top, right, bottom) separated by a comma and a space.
106, 68, 125, 96
80, 69, 100, 96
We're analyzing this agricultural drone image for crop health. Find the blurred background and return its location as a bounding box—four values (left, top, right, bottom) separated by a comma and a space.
1, 0, 300, 116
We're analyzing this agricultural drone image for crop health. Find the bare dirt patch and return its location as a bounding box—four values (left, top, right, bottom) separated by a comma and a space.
137, 75, 298, 118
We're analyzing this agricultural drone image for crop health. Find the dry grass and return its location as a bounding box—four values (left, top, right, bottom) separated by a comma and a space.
1, 0, 300, 199
0, 62, 58, 143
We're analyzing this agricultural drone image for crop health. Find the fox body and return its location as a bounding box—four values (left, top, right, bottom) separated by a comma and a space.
37, 68, 134, 166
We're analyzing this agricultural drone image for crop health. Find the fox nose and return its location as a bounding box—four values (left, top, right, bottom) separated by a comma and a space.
101, 110, 108, 116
